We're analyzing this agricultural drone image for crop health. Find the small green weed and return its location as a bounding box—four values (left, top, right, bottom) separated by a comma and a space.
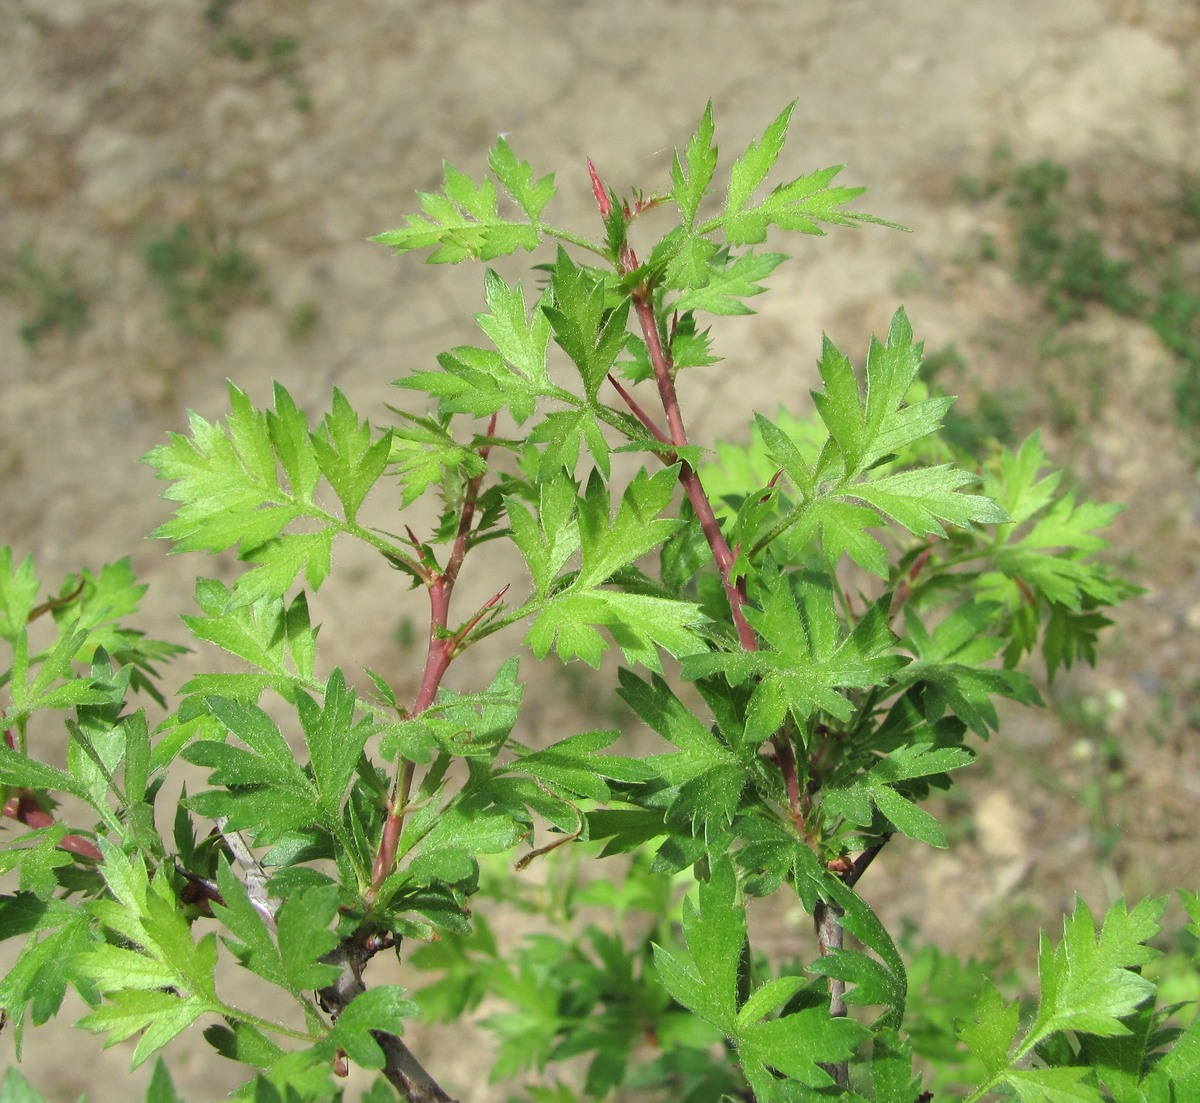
921, 343, 1019, 453
1006, 160, 1143, 321
205, 1, 312, 112
974, 152, 1200, 437
285, 299, 321, 342
1152, 274, 1200, 424
143, 221, 266, 344
6, 244, 88, 348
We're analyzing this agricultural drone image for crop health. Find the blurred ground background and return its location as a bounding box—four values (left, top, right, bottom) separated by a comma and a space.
2, 0, 1200, 1099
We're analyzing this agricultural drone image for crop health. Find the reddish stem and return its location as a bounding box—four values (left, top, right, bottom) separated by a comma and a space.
2, 789, 103, 862
587, 160, 755, 652
889, 536, 936, 622
631, 295, 756, 652
771, 736, 806, 838
369, 416, 499, 895
606, 372, 672, 449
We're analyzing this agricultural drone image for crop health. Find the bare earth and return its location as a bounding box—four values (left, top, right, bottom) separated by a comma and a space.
2, 1, 1200, 1100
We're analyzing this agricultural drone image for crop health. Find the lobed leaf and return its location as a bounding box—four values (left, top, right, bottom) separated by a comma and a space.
371, 143, 546, 263
671, 101, 718, 227
310, 388, 391, 525
671, 249, 787, 315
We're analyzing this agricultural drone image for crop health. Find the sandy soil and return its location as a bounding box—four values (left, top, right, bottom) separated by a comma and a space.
3, 1, 1200, 1099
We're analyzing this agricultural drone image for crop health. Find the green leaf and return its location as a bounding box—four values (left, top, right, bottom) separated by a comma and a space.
744, 313, 1008, 568
805, 498, 891, 577
144, 1060, 186, 1103
144, 382, 347, 603
672, 249, 787, 316
528, 588, 705, 671
684, 571, 904, 726
737, 1007, 866, 1096
736, 975, 808, 1029
145, 384, 299, 557
182, 580, 283, 672
488, 137, 556, 222
650, 857, 745, 1033
266, 382, 321, 505
823, 744, 975, 848
1025, 897, 1160, 1050
868, 1031, 927, 1103
240, 530, 334, 604
505, 480, 580, 597
0, 901, 94, 1057
959, 898, 1166, 1103
617, 669, 748, 832
284, 591, 317, 683
0, 548, 39, 645
388, 412, 485, 508
76, 941, 178, 993
513, 471, 704, 669
85, 845, 219, 1006
959, 981, 1022, 1077
977, 444, 1138, 678
310, 388, 391, 524
202, 1020, 285, 1069
382, 659, 523, 764
473, 270, 555, 408
898, 602, 1038, 737
273, 883, 340, 992
75, 989, 213, 1069
811, 310, 934, 476
371, 148, 544, 262
197, 696, 314, 791
327, 986, 419, 1069
725, 102, 796, 224
653, 858, 867, 1094
671, 101, 717, 227
505, 728, 654, 803
544, 250, 631, 401
0, 744, 88, 801
0, 1069, 47, 1103
656, 227, 719, 295
299, 669, 372, 823
576, 467, 681, 587
855, 466, 1009, 536
528, 408, 611, 480
212, 860, 290, 991
1005, 1066, 1104, 1103
806, 874, 909, 1027
404, 787, 526, 886
183, 696, 320, 841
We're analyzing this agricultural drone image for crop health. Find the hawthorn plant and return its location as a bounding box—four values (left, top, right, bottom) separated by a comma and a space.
1, 103, 1196, 1103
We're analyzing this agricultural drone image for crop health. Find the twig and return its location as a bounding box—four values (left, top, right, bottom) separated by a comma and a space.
814, 836, 892, 1090
215, 815, 278, 930
370, 414, 499, 894
318, 937, 459, 1103
588, 160, 758, 650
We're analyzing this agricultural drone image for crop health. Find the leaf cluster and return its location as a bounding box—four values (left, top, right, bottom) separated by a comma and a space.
0, 102, 1178, 1103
